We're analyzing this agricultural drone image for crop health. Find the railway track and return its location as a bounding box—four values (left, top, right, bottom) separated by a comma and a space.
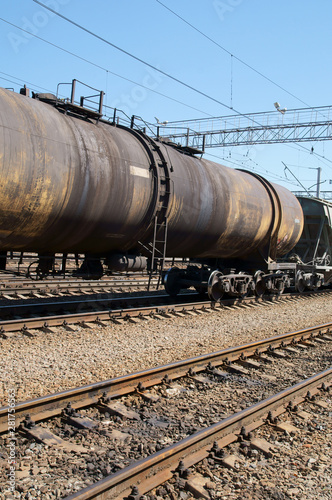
63, 370, 331, 500
1, 322, 330, 431
0, 323, 331, 499
0, 289, 330, 338
0, 276, 160, 300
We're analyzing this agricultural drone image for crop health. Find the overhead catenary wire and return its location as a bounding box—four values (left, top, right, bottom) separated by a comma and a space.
0, 17, 214, 118
0, 70, 297, 186
32, 0, 273, 128
0, 66, 299, 188
155, 0, 312, 109
0, 71, 58, 95
35, 0, 329, 170
155, 0, 332, 171
5, 4, 332, 189
32, 0, 236, 113
30, 2, 332, 147
2, 18, 328, 175
285, 142, 332, 168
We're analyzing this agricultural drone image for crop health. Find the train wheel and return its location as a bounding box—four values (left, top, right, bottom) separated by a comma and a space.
254, 271, 266, 297
164, 267, 182, 296
295, 270, 306, 293
207, 270, 224, 301
27, 261, 45, 280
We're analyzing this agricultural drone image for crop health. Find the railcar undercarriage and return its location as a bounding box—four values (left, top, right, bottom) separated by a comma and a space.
0, 251, 331, 301
163, 260, 331, 301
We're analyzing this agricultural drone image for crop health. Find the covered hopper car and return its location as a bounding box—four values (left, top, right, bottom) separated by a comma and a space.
0, 84, 330, 299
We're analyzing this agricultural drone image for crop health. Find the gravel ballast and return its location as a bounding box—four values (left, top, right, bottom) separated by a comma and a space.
0, 293, 331, 500
1, 294, 331, 405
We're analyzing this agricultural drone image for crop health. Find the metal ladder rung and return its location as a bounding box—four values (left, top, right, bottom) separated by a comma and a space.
148, 215, 168, 291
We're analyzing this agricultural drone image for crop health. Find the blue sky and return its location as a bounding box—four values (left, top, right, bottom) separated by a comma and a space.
1, 0, 332, 194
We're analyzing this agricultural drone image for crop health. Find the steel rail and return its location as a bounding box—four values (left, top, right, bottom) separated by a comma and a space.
0, 290, 326, 336
62, 368, 332, 500
0, 277, 153, 286
0, 293, 204, 335
0, 278, 158, 294
0, 322, 330, 433
0, 296, 248, 335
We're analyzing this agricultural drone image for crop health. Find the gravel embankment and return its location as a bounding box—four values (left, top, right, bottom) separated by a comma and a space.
1, 294, 331, 405
0, 293, 331, 500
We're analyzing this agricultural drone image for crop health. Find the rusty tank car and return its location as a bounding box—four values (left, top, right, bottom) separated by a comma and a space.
0, 84, 318, 300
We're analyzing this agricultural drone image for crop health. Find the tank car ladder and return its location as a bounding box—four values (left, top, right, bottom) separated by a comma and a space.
126, 128, 171, 292
148, 215, 168, 291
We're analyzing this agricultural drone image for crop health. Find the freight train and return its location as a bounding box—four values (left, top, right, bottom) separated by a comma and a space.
0, 84, 331, 300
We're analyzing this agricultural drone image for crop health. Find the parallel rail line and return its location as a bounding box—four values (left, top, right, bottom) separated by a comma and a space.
1, 322, 330, 433
0, 277, 159, 299
63, 368, 332, 500
0, 291, 328, 338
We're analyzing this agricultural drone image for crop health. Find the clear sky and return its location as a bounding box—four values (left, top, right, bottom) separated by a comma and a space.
1, 0, 332, 194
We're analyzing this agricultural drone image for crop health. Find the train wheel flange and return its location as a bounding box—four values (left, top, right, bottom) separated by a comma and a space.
207, 270, 224, 301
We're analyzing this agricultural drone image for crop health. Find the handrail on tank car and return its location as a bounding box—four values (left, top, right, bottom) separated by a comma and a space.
56, 79, 104, 116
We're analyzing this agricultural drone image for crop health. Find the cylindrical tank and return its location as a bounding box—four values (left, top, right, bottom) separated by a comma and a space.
0, 88, 303, 260
161, 152, 303, 259
0, 88, 159, 253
